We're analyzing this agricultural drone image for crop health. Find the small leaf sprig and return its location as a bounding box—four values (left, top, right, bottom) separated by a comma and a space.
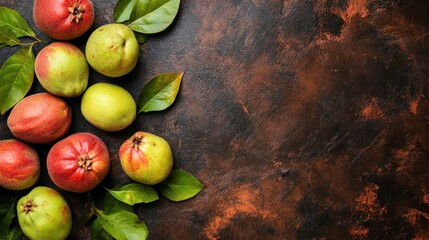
138, 72, 183, 113
157, 169, 205, 201
84, 170, 204, 240
0, 7, 41, 46
0, 7, 45, 115
113, 0, 181, 43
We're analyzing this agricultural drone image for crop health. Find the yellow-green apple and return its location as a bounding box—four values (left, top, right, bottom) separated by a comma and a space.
119, 131, 173, 185
85, 23, 139, 77
35, 42, 89, 97
17, 186, 72, 240
33, 0, 94, 40
47, 132, 110, 193
0, 139, 40, 190
7, 93, 72, 144
81, 83, 136, 131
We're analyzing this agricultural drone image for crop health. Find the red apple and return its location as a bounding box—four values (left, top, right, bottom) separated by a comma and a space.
33, 0, 95, 40
7, 92, 72, 144
47, 132, 110, 193
0, 139, 40, 190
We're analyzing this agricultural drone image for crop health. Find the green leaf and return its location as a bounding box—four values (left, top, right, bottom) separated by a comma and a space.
138, 72, 183, 113
129, 0, 151, 20
0, 7, 36, 38
91, 219, 115, 240
0, 199, 15, 215
114, 0, 138, 23
0, 201, 16, 236
104, 187, 135, 214
0, 45, 35, 115
0, 27, 20, 47
157, 169, 204, 201
107, 183, 159, 205
77, 202, 95, 225
128, 0, 180, 34
4, 226, 22, 240
135, 32, 148, 44
91, 191, 135, 240
95, 209, 149, 240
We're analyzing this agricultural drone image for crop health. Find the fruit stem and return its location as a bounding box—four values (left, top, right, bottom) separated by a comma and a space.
18, 38, 47, 47
33, 36, 48, 44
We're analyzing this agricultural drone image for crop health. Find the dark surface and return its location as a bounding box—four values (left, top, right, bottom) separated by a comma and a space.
1, 0, 429, 239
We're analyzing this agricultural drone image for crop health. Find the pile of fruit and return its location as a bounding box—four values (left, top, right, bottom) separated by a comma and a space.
0, 0, 203, 239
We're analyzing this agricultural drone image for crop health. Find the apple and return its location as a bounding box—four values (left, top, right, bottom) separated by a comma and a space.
85, 23, 139, 77
17, 186, 72, 240
119, 131, 173, 185
35, 42, 89, 97
0, 139, 40, 190
81, 83, 137, 131
7, 92, 72, 144
47, 132, 111, 193
33, 0, 94, 40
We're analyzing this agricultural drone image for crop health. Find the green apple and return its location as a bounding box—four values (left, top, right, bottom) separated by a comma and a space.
85, 23, 139, 77
81, 83, 137, 131
17, 186, 72, 240
35, 42, 89, 97
119, 131, 173, 185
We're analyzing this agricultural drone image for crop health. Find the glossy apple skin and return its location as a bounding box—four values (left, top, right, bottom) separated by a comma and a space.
17, 186, 72, 240
33, 0, 94, 40
35, 42, 89, 97
47, 132, 110, 193
119, 131, 173, 185
7, 93, 72, 144
0, 139, 40, 190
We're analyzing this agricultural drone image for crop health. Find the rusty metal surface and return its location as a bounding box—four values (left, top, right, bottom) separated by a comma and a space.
1, 0, 429, 239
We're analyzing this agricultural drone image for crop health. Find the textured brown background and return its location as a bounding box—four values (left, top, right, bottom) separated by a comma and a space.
1, 0, 429, 239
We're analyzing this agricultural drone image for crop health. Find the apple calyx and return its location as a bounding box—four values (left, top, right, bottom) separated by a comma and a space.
68, 2, 85, 23
77, 155, 93, 172
22, 200, 35, 214
132, 136, 143, 149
